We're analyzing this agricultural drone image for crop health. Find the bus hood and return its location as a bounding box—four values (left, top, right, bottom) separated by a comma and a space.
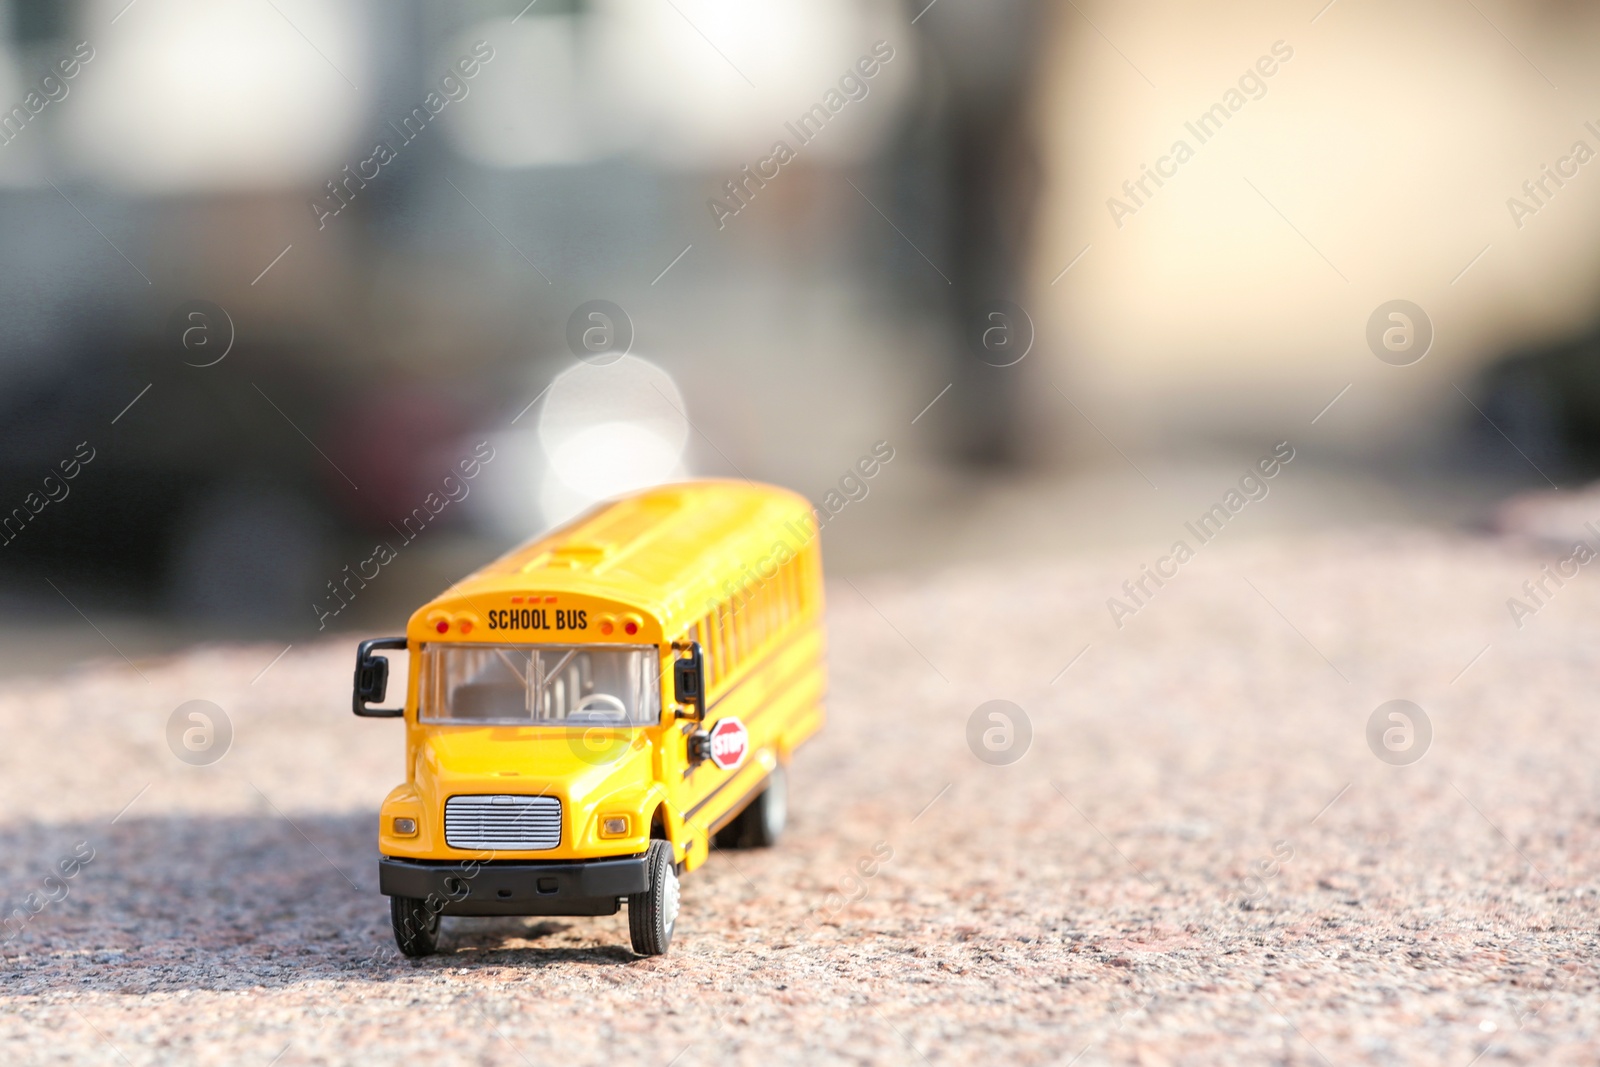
414, 726, 652, 804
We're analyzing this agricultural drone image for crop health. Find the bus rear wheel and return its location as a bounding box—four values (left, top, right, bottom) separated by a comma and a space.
628, 840, 679, 956
390, 895, 440, 958
718, 764, 788, 849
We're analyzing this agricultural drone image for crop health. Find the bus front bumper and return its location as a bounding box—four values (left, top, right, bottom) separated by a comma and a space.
378, 854, 649, 917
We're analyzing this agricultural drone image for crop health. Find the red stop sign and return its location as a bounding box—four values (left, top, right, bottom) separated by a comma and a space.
707, 718, 749, 770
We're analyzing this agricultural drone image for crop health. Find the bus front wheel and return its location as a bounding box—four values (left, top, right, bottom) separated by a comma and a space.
390, 895, 441, 958
628, 841, 679, 956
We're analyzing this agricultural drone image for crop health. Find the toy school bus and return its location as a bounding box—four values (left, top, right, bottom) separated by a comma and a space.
352, 480, 825, 957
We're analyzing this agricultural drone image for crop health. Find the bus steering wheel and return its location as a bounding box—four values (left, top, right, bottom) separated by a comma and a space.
573, 693, 628, 719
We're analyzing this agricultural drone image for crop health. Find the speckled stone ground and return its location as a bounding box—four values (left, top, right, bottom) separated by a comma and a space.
0, 528, 1596, 1065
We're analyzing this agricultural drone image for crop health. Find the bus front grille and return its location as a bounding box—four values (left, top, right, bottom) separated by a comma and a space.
444, 794, 561, 851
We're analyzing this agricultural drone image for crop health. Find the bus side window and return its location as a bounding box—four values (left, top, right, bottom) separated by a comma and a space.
769, 562, 784, 634
790, 557, 802, 621
786, 556, 800, 620
733, 591, 748, 666
790, 553, 807, 616
727, 594, 745, 670
744, 584, 760, 654
740, 592, 753, 663
784, 559, 796, 627
765, 576, 779, 645
763, 572, 780, 642
716, 601, 733, 678
751, 588, 762, 658
766, 577, 778, 645
748, 580, 766, 654
804, 545, 821, 610
704, 613, 721, 687
776, 560, 793, 631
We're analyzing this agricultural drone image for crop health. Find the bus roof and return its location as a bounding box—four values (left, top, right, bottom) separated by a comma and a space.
415, 480, 817, 639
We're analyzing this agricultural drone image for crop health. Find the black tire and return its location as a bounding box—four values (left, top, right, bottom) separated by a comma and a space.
717, 765, 788, 850
628, 840, 679, 956
390, 895, 441, 958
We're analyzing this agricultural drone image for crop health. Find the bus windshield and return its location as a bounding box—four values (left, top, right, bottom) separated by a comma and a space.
419, 643, 660, 726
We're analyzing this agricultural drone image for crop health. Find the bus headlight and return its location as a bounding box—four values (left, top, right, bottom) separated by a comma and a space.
599, 815, 631, 838
391, 817, 418, 836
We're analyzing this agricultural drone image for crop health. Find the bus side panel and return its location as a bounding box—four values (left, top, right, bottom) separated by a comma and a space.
683, 624, 824, 845
778, 626, 825, 760
736, 624, 823, 765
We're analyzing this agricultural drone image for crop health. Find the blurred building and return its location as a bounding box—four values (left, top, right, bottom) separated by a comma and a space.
0, 0, 1039, 627
1025, 0, 1600, 470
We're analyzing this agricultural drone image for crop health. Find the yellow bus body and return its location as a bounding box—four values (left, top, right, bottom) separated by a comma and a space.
374, 480, 825, 881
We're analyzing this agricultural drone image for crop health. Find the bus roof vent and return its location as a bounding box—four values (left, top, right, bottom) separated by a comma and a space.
524, 544, 607, 571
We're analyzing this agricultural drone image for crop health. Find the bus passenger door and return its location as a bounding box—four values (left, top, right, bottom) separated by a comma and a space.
660, 642, 724, 866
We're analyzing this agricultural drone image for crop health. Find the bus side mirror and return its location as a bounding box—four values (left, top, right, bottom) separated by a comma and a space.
673, 642, 704, 721
354, 637, 408, 718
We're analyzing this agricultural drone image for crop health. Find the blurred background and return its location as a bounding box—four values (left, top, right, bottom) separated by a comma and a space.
4, 0, 1600, 670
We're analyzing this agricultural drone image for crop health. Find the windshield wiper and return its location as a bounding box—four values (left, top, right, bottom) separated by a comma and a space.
493, 648, 528, 685
536, 650, 578, 700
